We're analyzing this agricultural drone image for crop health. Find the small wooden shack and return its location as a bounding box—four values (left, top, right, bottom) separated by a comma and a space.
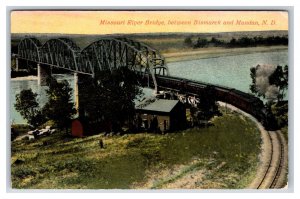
135, 99, 186, 132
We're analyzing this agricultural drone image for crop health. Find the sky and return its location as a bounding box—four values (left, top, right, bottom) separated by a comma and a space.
11, 11, 288, 34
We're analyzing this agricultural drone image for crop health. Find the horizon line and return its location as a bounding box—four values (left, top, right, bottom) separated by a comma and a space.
11, 30, 289, 36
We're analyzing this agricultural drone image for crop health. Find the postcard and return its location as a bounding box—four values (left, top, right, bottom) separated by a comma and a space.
10, 10, 289, 190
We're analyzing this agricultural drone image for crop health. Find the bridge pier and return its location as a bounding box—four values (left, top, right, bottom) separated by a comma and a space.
37, 63, 51, 86
74, 72, 79, 111
15, 58, 19, 71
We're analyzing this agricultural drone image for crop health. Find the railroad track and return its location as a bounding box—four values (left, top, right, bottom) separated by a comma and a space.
217, 102, 288, 189
257, 130, 287, 189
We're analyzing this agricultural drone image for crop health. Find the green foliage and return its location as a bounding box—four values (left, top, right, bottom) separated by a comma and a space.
11, 124, 32, 140
13, 166, 36, 179
191, 86, 219, 125
11, 124, 31, 135
198, 86, 219, 119
183, 37, 193, 47
249, 67, 257, 95
229, 38, 237, 46
14, 77, 75, 132
228, 36, 288, 47
40, 120, 56, 129
271, 101, 288, 128
194, 38, 208, 48
79, 67, 143, 133
210, 37, 225, 46
193, 35, 288, 49
234, 37, 255, 47
42, 77, 76, 132
14, 89, 45, 128
269, 65, 288, 101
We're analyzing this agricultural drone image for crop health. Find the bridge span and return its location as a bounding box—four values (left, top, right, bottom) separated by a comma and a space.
12, 37, 268, 128
14, 37, 168, 89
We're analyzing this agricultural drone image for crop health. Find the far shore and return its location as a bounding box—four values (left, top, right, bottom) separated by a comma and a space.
163, 45, 288, 63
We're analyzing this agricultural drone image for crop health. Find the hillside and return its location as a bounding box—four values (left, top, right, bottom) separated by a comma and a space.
11, 109, 261, 189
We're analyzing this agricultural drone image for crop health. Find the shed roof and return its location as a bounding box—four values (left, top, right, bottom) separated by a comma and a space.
136, 99, 179, 113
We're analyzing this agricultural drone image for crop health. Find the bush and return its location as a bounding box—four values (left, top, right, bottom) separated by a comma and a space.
12, 166, 36, 179
11, 124, 31, 135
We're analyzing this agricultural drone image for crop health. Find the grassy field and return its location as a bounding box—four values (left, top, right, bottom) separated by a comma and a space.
11, 109, 261, 189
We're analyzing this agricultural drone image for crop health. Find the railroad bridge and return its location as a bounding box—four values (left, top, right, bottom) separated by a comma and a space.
13, 37, 169, 108
13, 36, 268, 128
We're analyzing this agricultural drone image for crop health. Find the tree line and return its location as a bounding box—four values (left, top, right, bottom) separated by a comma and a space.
184, 35, 288, 48
15, 77, 76, 133
14, 67, 142, 135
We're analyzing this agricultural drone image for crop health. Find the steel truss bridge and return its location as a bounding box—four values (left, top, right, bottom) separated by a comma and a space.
16, 37, 169, 92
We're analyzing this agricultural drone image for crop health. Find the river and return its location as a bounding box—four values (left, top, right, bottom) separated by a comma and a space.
10, 49, 288, 124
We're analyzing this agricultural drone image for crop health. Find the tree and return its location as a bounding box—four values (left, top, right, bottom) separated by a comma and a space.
184, 37, 193, 47
42, 77, 76, 133
229, 38, 237, 47
14, 89, 45, 128
198, 86, 219, 122
238, 37, 255, 47
210, 37, 224, 47
250, 65, 288, 102
79, 67, 143, 133
194, 38, 208, 48
271, 101, 288, 128
249, 67, 258, 96
210, 37, 217, 43
269, 65, 288, 101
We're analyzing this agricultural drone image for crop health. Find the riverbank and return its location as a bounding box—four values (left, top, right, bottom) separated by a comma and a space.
11, 74, 74, 81
11, 75, 37, 81
163, 46, 288, 63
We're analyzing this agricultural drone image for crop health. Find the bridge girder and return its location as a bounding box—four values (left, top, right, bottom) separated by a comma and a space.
16, 37, 169, 90
39, 38, 80, 72
17, 38, 41, 62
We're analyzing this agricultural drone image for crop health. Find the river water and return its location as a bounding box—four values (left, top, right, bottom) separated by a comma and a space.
167, 50, 288, 92
10, 50, 288, 124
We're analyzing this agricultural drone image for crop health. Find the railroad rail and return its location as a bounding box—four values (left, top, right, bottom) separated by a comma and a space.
256, 130, 287, 189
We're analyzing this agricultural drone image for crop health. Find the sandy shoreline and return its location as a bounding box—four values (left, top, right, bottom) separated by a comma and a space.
11, 75, 38, 81
163, 46, 288, 63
